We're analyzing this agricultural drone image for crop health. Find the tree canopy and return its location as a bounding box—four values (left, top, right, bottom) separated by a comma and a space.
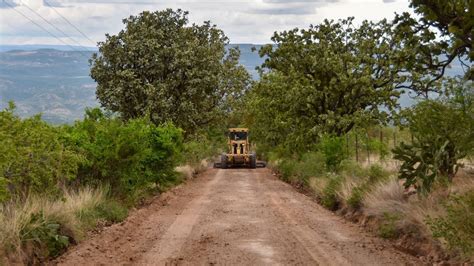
90, 9, 250, 135
247, 18, 406, 151
392, 0, 473, 95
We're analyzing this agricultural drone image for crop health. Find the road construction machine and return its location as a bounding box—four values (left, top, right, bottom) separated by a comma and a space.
218, 128, 257, 168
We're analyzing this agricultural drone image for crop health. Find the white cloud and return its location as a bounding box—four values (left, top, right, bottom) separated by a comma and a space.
0, 0, 413, 46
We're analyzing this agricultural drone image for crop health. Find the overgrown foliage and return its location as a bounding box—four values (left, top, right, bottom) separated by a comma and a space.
0, 105, 185, 263
0, 102, 82, 202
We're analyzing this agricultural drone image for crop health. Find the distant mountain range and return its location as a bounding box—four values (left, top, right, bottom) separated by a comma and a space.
0, 44, 466, 124
0, 44, 265, 124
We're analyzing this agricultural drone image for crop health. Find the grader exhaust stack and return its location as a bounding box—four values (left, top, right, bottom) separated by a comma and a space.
214, 128, 265, 169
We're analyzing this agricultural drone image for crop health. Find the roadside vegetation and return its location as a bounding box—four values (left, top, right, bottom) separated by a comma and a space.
0, 9, 247, 264
244, 0, 474, 262
1, 0, 473, 264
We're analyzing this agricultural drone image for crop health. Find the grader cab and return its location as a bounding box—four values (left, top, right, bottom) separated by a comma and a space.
218, 128, 257, 169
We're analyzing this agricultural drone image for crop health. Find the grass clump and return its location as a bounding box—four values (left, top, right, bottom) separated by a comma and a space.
321, 174, 343, 210
378, 212, 401, 239
0, 187, 118, 264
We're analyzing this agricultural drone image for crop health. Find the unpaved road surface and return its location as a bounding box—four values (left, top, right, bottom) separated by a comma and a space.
56, 168, 420, 265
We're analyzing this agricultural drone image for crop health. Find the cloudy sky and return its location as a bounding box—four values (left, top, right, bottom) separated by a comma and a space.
0, 0, 414, 47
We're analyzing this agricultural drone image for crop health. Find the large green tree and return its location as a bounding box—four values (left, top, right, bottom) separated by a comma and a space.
248, 18, 406, 151
392, 0, 473, 96
90, 9, 250, 135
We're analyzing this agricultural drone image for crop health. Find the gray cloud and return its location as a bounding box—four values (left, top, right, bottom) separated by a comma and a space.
0, 0, 19, 9
0, 0, 414, 45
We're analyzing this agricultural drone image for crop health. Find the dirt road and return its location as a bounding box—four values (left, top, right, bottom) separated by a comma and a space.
56, 168, 420, 265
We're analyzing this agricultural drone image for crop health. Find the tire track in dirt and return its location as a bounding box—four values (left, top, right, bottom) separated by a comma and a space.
55, 168, 422, 265
139, 170, 223, 264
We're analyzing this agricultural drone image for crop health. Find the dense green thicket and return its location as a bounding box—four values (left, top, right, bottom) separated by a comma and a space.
62, 108, 183, 201
0, 106, 183, 204
0, 102, 82, 202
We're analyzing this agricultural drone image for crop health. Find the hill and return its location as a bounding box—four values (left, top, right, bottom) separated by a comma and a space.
0, 44, 465, 124
0, 44, 264, 124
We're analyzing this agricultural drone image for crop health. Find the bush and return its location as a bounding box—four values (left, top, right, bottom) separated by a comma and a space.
378, 212, 401, 239
62, 108, 183, 200
297, 152, 326, 180
77, 199, 128, 229
181, 127, 226, 168
21, 212, 70, 258
317, 135, 348, 172
321, 174, 343, 210
0, 102, 83, 202
278, 158, 298, 182
427, 190, 474, 258
347, 186, 365, 209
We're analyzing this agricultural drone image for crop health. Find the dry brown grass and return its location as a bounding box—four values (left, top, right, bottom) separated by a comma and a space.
176, 160, 210, 180
0, 187, 106, 263
337, 179, 359, 206
308, 177, 328, 198
362, 177, 407, 216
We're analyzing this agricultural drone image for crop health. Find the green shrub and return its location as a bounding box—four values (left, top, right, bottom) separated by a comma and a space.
0, 102, 83, 202
321, 175, 343, 210
368, 139, 389, 160
368, 164, 390, 183
427, 191, 474, 258
278, 158, 298, 182
347, 186, 365, 209
95, 200, 128, 223
317, 135, 348, 172
342, 164, 390, 210
181, 128, 226, 168
378, 212, 400, 239
21, 212, 70, 258
298, 152, 326, 180
62, 108, 183, 200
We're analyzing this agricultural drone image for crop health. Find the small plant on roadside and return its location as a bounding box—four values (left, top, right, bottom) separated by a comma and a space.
21, 212, 70, 258
321, 175, 343, 210
347, 186, 366, 209
427, 191, 474, 259
378, 212, 401, 239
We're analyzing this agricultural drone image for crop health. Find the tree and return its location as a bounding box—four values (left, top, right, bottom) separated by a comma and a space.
248, 18, 406, 151
392, 0, 473, 96
90, 9, 250, 135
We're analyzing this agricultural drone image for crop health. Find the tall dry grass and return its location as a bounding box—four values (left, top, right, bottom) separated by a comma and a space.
362, 177, 407, 216
0, 186, 106, 262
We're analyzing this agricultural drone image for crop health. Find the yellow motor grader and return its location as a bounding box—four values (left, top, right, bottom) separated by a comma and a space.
215, 128, 261, 169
